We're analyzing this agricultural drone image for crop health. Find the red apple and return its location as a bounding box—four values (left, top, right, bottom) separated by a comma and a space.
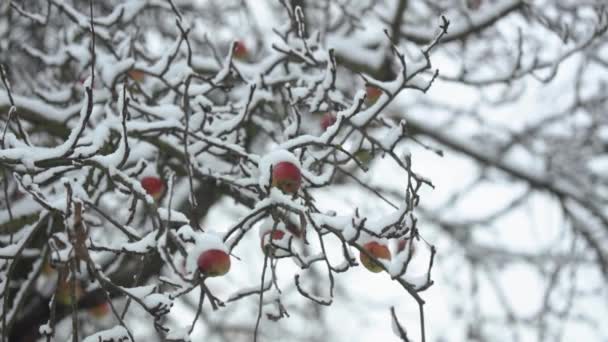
271, 162, 302, 194
397, 238, 415, 256
197, 249, 231, 277
127, 69, 145, 82
359, 241, 391, 273
141, 176, 165, 201
260, 229, 285, 251
233, 40, 248, 60
320, 112, 337, 131
365, 85, 382, 105
89, 302, 111, 318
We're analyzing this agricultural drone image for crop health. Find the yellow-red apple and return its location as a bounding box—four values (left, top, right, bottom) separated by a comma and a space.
359, 241, 391, 273
365, 85, 382, 105
197, 249, 231, 277
233, 40, 248, 60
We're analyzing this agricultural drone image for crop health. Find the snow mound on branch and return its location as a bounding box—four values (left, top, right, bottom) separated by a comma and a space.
82, 325, 131, 342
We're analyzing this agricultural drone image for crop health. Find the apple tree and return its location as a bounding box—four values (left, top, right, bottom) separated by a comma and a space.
1, 1, 608, 341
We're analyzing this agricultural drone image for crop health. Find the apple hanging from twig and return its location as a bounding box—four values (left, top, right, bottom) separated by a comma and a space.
141, 176, 165, 201
197, 249, 231, 277
233, 40, 248, 60
365, 85, 382, 105
359, 241, 391, 273
272, 162, 302, 194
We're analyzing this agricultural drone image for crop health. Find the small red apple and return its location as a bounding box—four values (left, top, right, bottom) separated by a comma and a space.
397, 238, 415, 253
260, 229, 286, 251
365, 85, 382, 105
233, 41, 248, 60
320, 112, 337, 131
359, 241, 391, 273
89, 302, 111, 318
197, 249, 231, 277
141, 176, 165, 201
271, 162, 302, 194
127, 69, 145, 82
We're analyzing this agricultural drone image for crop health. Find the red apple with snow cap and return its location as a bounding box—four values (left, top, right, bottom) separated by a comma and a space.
260, 229, 286, 252
233, 40, 248, 60
321, 112, 337, 131
197, 249, 231, 277
359, 241, 391, 273
141, 176, 165, 201
272, 161, 302, 194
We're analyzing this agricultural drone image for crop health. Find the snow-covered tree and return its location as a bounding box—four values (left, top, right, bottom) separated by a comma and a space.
0, 1, 607, 341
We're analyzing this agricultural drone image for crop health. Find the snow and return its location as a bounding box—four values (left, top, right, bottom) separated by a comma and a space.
118, 231, 156, 254
38, 323, 53, 336
157, 208, 189, 223
99, 56, 134, 87
227, 279, 273, 302
165, 326, 192, 341
82, 325, 132, 342
0, 244, 39, 258
1, 0, 606, 341
588, 155, 608, 175
380, 121, 407, 150
143, 292, 173, 311
121, 284, 156, 300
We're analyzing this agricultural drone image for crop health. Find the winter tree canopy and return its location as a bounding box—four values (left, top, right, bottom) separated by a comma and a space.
0, 0, 607, 341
